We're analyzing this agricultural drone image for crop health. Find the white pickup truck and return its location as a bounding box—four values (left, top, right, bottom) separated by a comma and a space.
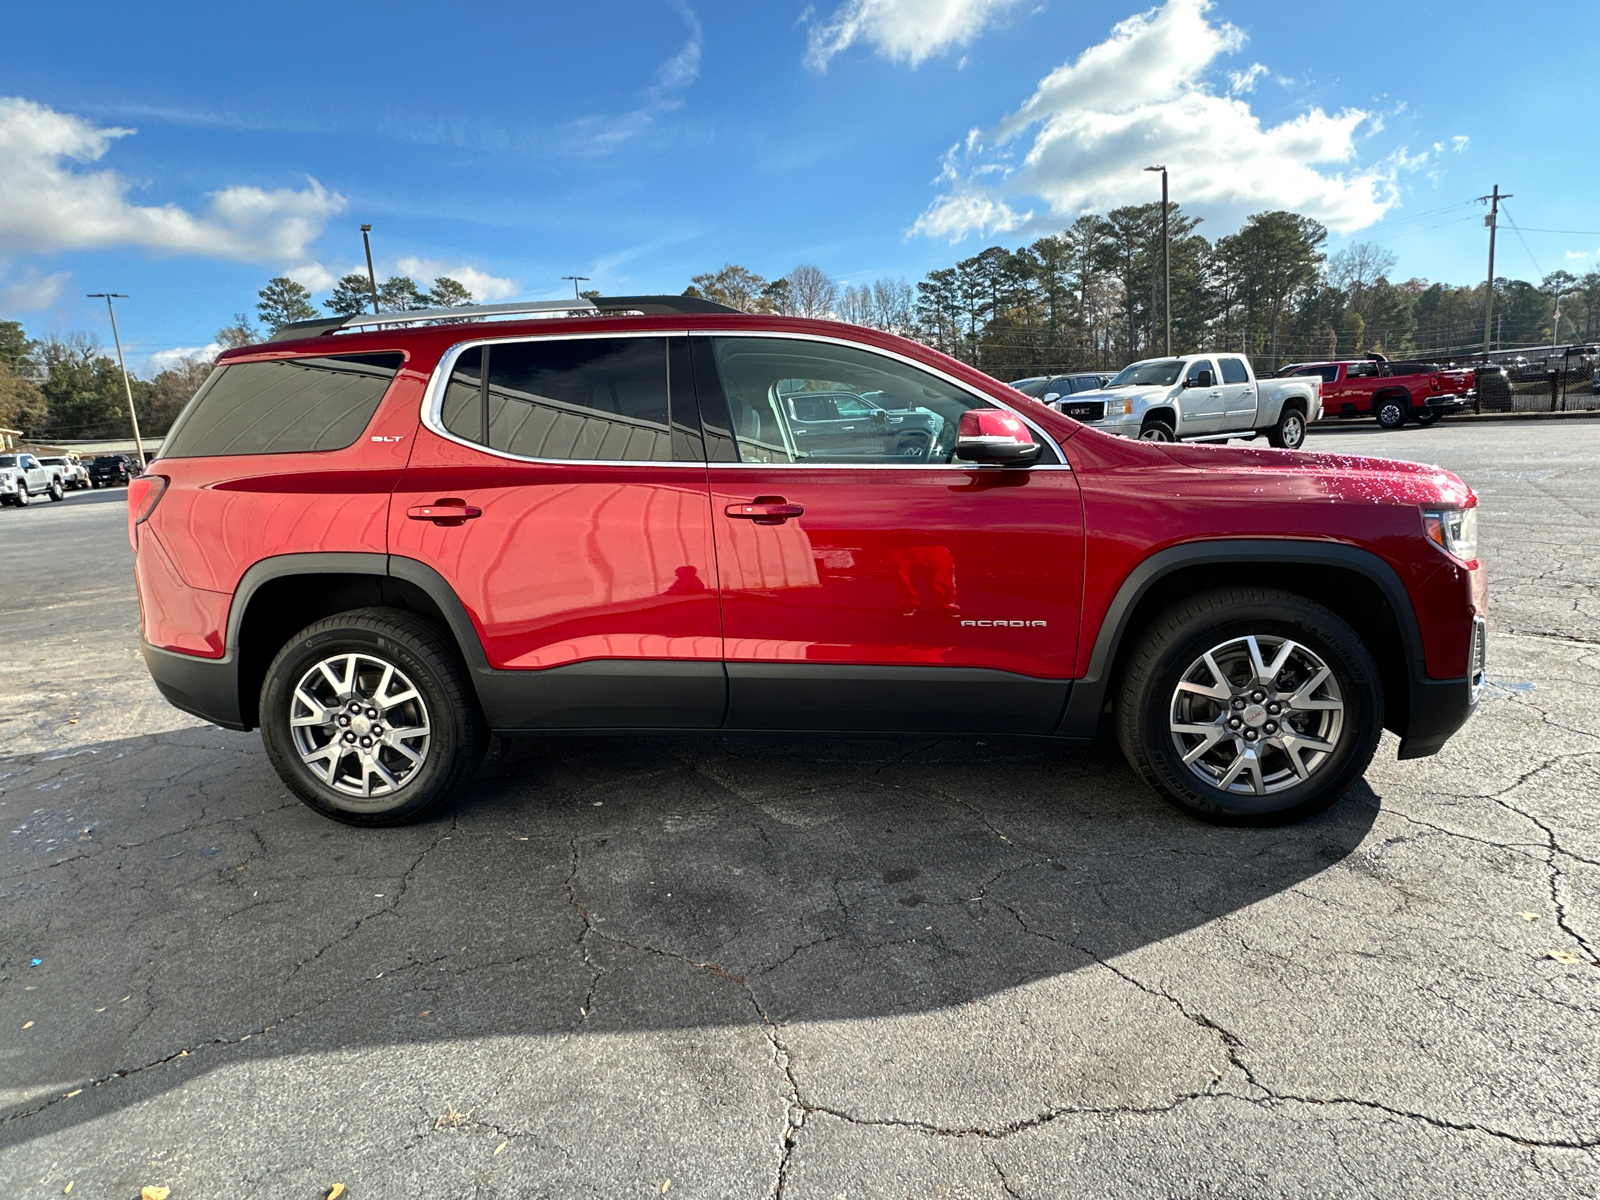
1048, 353, 1322, 449
0, 452, 66, 506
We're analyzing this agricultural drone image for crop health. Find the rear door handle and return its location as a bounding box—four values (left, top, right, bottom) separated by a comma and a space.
725, 497, 804, 524
407, 499, 482, 525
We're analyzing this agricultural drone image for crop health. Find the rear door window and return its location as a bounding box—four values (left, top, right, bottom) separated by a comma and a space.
1218, 357, 1251, 384
161, 353, 403, 458
438, 335, 697, 462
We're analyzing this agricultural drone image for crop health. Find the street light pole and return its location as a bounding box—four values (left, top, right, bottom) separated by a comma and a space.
1145, 165, 1170, 355
87, 293, 147, 471
360, 224, 381, 315
562, 275, 591, 300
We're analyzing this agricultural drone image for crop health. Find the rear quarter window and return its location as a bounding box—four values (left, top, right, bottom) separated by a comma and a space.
160, 353, 403, 458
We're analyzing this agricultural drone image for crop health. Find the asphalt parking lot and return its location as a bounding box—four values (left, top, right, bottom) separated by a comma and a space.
3, 421, 1598, 1199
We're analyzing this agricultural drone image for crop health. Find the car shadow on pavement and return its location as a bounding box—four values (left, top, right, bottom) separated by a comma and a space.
0, 725, 1379, 1146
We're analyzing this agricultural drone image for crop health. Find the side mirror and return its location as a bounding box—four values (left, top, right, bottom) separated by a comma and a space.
1195, 370, 1214, 388
1041, 392, 1060, 403
954, 409, 1042, 466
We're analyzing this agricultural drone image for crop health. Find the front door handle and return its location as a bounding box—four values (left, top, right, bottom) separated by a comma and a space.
725, 496, 804, 524
407, 499, 482, 526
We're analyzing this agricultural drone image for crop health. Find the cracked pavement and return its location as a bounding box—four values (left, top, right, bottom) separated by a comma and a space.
2, 422, 1598, 1198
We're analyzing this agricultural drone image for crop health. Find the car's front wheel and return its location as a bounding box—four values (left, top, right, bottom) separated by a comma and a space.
1139, 419, 1176, 442
48, 479, 64, 501
260, 608, 486, 826
1374, 397, 1408, 429
14, 484, 29, 507
1116, 587, 1383, 825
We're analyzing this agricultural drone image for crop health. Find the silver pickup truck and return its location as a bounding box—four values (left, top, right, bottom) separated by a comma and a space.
1048, 353, 1322, 449
0, 453, 67, 506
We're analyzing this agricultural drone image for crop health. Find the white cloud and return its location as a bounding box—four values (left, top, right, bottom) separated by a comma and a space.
1451, 135, 1469, 153
0, 96, 344, 261
393, 257, 519, 302
570, 4, 703, 151
0, 268, 71, 313
805, 0, 1026, 70
284, 262, 338, 292
914, 0, 1406, 243
1227, 63, 1267, 94
146, 343, 221, 374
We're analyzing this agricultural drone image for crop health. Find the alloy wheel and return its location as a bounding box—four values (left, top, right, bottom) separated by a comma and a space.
1168, 634, 1344, 796
288, 652, 432, 800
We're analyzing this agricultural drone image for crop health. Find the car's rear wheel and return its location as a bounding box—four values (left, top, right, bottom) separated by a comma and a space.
1374, 397, 1408, 429
1116, 587, 1382, 825
1267, 407, 1307, 449
1413, 408, 1442, 426
1139, 419, 1176, 442
260, 608, 486, 826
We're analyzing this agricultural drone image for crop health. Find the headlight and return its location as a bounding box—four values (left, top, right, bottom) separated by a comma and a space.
1422, 507, 1478, 563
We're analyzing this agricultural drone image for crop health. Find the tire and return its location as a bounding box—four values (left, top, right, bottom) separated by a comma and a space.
15, 484, 29, 507
1139, 419, 1177, 442
1267, 407, 1307, 449
1115, 587, 1383, 826
1413, 408, 1442, 427
48, 479, 64, 501
1374, 396, 1408, 429
260, 608, 487, 826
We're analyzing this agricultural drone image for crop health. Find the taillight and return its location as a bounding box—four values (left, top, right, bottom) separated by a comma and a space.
127, 474, 168, 550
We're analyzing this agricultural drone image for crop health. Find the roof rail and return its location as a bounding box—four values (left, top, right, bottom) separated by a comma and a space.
267, 294, 738, 342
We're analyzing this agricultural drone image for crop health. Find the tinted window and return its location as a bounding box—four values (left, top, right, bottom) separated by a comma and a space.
1010, 377, 1049, 397
1185, 359, 1215, 385
1292, 366, 1339, 383
441, 337, 688, 462
707, 336, 1048, 465
0, 456, 15, 468
161, 353, 402, 458
1218, 357, 1250, 385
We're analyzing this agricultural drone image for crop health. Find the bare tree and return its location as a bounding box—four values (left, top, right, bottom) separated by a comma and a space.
786, 265, 837, 318
870, 278, 915, 334
837, 283, 871, 326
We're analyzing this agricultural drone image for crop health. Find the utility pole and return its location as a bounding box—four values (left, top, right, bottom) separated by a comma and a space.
1477, 186, 1510, 361
360, 224, 381, 315
1145, 165, 1170, 354
562, 275, 590, 300
87, 293, 147, 471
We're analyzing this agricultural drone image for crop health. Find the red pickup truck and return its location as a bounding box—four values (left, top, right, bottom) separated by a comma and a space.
1279, 358, 1474, 429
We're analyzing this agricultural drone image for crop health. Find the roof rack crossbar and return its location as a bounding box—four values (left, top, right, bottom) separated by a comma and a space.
267, 294, 739, 342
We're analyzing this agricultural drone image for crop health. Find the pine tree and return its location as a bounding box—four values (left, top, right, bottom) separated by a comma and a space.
256, 277, 319, 333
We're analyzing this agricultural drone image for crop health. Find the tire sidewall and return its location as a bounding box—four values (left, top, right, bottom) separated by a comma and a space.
1139, 421, 1176, 442
1375, 400, 1407, 429
1129, 600, 1381, 823
261, 620, 468, 825
1278, 411, 1306, 448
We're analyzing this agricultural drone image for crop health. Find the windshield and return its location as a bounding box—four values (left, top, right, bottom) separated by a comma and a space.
1106, 359, 1183, 388
0, 456, 16, 468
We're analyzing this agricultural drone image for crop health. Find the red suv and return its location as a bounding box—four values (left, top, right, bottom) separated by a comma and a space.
131, 297, 1487, 828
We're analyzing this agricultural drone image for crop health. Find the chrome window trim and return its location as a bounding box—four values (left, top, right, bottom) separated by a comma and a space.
418, 325, 1070, 470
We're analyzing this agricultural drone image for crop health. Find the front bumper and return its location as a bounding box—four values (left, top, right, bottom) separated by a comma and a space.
1396, 615, 1485, 759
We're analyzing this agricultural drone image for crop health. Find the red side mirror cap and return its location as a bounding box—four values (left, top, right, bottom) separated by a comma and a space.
955, 409, 1042, 465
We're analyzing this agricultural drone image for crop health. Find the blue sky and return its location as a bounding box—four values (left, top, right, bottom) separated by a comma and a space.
2, 0, 1596, 372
